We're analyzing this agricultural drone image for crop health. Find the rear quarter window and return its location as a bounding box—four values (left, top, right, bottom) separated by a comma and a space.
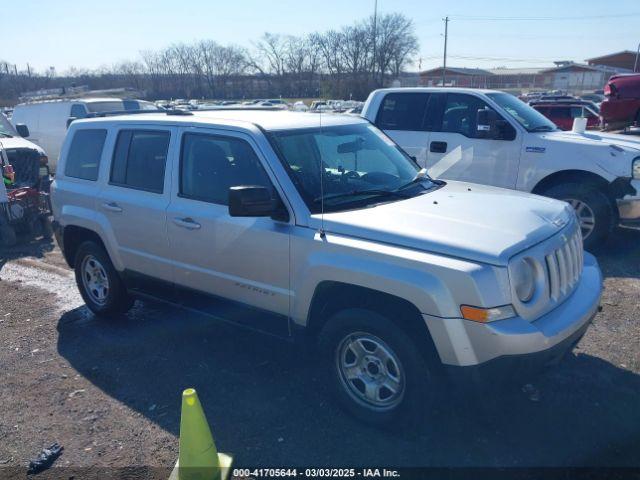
64, 129, 107, 181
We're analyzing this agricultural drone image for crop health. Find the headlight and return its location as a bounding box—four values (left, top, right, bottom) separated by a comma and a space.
512, 258, 536, 303
633, 157, 640, 179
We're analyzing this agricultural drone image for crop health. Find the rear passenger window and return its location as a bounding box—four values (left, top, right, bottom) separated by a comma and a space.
64, 129, 107, 181
110, 130, 170, 193
180, 133, 272, 205
375, 93, 429, 131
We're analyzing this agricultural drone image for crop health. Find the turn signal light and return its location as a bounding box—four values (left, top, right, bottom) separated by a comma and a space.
460, 304, 515, 323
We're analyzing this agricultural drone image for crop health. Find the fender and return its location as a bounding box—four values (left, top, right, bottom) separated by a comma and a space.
59, 204, 125, 271
290, 231, 511, 325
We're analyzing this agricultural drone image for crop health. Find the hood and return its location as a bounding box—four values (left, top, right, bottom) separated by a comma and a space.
0, 136, 45, 154
542, 130, 640, 153
313, 181, 572, 266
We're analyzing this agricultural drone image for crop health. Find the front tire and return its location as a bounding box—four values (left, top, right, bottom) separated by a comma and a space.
74, 241, 133, 317
318, 308, 437, 427
542, 183, 614, 250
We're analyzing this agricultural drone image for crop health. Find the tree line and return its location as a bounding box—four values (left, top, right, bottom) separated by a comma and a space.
0, 13, 419, 105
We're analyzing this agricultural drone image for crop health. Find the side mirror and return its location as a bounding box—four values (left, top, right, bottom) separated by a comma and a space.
15, 124, 29, 138
229, 185, 277, 218
66, 117, 77, 128
476, 109, 498, 138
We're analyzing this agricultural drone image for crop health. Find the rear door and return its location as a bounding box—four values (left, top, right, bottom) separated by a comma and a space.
97, 125, 176, 282
424, 92, 522, 189
374, 92, 431, 164
166, 127, 291, 330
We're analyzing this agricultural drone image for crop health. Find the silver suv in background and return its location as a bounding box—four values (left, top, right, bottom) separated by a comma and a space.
51, 110, 602, 425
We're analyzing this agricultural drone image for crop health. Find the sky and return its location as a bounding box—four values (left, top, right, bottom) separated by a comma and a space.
1, 0, 639, 74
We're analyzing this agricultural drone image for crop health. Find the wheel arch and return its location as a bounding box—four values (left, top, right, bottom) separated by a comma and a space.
532, 169, 611, 196
305, 281, 442, 369
61, 225, 108, 268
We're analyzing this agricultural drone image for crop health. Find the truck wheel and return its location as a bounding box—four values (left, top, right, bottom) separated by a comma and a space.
318, 308, 437, 427
543, 183, 613, 250
74, 241, 133, 317
0, 225, 17, 247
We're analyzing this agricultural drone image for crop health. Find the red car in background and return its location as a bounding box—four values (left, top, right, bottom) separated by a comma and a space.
531, 102, 600, 131
600, 73, 640, 129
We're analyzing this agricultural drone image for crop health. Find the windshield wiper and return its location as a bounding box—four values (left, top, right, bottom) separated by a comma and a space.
0, 132, 13, 138
313, 188, 411, 204
395, 169, 445, 192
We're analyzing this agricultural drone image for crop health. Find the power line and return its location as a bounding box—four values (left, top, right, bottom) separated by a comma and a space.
448, 12, 640, 21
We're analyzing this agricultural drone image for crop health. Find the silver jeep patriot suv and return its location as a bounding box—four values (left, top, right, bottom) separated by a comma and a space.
51, 109, 602, 425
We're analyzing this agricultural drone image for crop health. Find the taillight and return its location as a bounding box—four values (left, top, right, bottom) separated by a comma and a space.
39, 154, 49, 166
604, 82, 617, 97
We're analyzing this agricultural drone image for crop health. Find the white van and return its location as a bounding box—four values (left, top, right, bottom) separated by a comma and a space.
11, 98, 125, 166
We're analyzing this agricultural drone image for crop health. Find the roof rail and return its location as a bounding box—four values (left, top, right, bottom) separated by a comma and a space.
84, 108, 192, 119
195, 106, 285, 112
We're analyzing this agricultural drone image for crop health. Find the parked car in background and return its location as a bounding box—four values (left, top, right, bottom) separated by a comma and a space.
600, 73, 640, 130
363, 87, 640, 248
531, 102, 600, 131
11, 98, 126, 166
123, 99, 161, 111
0, 112, 48, 167
51, 109, 602, 425
580, 93, 605, 105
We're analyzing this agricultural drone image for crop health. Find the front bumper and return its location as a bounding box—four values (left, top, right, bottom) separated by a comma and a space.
617, 178, 640, 227
423, 252, 602, 383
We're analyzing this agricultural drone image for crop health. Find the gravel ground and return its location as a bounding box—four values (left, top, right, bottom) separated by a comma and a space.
0, 229, 639, 476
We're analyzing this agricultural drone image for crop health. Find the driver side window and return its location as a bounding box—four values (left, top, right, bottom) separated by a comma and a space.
180, 133, 273, 205
441, 94, 491, 138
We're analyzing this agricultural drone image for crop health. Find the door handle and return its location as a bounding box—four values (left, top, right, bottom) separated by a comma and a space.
430, 141, 448, 153
101, 201, 123, 213
173, 217, 201, 230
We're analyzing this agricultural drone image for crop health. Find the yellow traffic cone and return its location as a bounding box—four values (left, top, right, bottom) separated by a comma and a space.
168, 388, 232, 480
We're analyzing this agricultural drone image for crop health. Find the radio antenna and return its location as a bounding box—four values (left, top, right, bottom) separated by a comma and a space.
318, 108, 326, 238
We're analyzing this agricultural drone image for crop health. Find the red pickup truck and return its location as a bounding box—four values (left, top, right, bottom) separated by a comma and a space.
600, 73, 640, 129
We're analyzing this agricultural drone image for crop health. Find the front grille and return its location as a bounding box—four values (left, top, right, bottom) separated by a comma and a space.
4, 148, 41, 188
509, 218, 584, 322
545, 226, 583, 302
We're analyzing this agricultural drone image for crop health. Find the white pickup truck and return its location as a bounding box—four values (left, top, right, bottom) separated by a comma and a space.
362, 88, 640, 249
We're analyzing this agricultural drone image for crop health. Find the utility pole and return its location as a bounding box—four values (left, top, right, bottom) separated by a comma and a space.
635, 42, 640, 73
442, 16, 449, 87
372, 0, 378, 86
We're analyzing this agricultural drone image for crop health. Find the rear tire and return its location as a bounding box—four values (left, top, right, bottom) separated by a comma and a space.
74, 241, 133, 317
317, 308, 438, 427
542, 182, 613, 250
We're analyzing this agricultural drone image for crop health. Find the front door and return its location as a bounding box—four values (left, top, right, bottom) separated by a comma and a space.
166, 128, 291, 331
425, 92, 522, 189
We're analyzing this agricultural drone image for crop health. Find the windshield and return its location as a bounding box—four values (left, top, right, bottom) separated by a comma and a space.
269, 123, 431, 213
0, 113, 17, 137
86, 101, 125, 113
488, 92, 558, 132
